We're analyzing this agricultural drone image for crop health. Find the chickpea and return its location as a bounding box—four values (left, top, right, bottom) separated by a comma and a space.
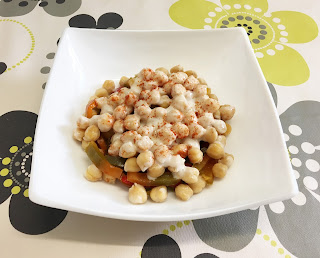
118, 87, 130, 99
124, 114, 140, 130
150, 186, 168, 203
100, 104, 114, 115
169, 72, 188, 84
216, 135, 226, 148
202, 98, 220, 113
184, 75, 199, 90
119, 142, 137, 158
77, 116, 90, 129
172, 123, 189, 139
73, 128, 85, 141
83, 125, 100, 142
154, 70, 169, 85
124, 157, 141, 172
171, 84, 186, 97
198, 113, 214, 128
136, 136, 153, 151
113, 119, 125, 133
172, 95, 188, 112
198, 77, 207, 85
189, 176, 206, 194
183, 111, 197, 125
166, 108, 183, 123
188, 123, 206, 139
143, 80, 159, 90
188, 147, 203, 164
85, 164, 102, 182
193, 84, 207, 96
219, 153, 234, 168
185, 70, 198, 77
125, 92, 138, 106
111, 133, 122, 143
140, 68, 155, 81
119, 76, 129, 87
175, 184, 193, 201
95, 97, 108, 109
89, 114, 100, 126
81, 140, 90, 150
212, 119, 227, 134
213, 110, 221, 119
147, 163, 165, 178
108, 140, 122, 156
182, 167, 199, 184
135, 105, 152, 120
157, 127, 176, 145
103, 80, 115, 94
127, 77, 135, 87
113, 104, 128, 120
108, 93, 122, 106
212, 163, 228, 178
208, 93, 218, 101
156, 67, 169, 76
159, 87, 167, 96
128, 183, 148, 204
120, 130, 139, 142
102, 173, 116, 184
163, 81, 175, 94
147, 89, 161, 105
137, 150, 154, 171
220, 105, 235, 121
159, 95, 172, 108
224, 123, 232, 136
207, 142, 225, 159
98, 113, 115, 132
154, 145, 170, 163
171, 144, 188, 158
203, 127, 218, 143
151, 107, 167, 118
170, 65, 184, 73
95, 88, 109, 98
137, 125, 154, 136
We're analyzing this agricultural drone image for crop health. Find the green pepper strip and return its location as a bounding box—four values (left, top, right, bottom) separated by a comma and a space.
127, 172, 181, 187
86, 142, 122, 179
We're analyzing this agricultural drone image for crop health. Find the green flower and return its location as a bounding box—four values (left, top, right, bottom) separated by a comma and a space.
169, 0, 318, 86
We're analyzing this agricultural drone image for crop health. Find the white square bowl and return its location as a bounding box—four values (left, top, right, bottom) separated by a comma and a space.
29, 28, 298, 221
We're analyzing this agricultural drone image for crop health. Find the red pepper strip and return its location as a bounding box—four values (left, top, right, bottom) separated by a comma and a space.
85, 142, 122, 179
96, 137, 107, 155
86, 99, 97, 118
120, 174, 134, 187
127, 172, 181, 187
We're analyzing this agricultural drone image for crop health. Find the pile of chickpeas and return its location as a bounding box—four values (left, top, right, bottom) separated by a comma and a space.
73, 65, 235, 204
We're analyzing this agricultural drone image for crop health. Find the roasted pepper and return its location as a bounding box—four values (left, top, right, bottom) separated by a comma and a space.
105, 155, 126, 168
127, 172, 181, 187
120, 174, 134, 187
86, 99, 98, 118
194, 154, 215, 185
96, 137, 108, 155
85, 141, 122, 179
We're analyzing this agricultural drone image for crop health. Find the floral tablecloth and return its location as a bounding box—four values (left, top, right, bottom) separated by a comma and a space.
1, 0, 319, 257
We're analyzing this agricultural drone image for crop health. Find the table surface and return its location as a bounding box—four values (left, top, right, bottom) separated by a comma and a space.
1, 0, 320, 257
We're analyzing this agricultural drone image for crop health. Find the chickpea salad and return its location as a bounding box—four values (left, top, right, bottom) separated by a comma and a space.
73, 65, 235, 204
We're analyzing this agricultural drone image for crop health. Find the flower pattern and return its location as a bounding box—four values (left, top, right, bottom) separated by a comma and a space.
169, 0, 318, 86
266, 100, 320, 257
0, 62, 7, 74
0, 111, 67, 235
0, 0, 82, 17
